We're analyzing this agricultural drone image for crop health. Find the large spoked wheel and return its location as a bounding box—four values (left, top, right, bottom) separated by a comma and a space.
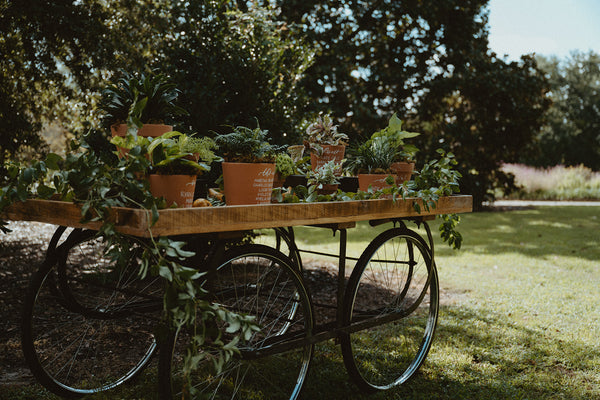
159, 244, 314, 400
253, 227, 303, 271
340, 227, 439, 393
21, 229, 164, 398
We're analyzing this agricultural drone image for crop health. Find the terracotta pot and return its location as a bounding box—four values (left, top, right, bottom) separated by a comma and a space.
272, 172, 285, 189
317, 183, 339, 195
310, 144, 346, 174
110, 123, 173, 138
111, 124, 173, 158
222, 162, 276, 205
390, 161, 415, 184
149, 174, 196, 208
358, 174, 397, 195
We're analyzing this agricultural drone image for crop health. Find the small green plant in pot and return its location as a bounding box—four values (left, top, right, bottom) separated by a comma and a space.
303, 114, 349, 174
146, 132, 216, 208
274, 153, 295, 188
346, 134, 398, 194
369, 113, 420, 182
308, 160, 340, 195
100, 70, 189, 139
215, 124, 284, 205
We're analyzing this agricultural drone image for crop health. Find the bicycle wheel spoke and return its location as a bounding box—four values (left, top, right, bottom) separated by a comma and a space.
22, 230, 162, 397
341, 228, 439, 393
160, 244, 313, 400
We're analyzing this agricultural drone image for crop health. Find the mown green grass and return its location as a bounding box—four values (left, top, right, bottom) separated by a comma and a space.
3, 206, 599, 399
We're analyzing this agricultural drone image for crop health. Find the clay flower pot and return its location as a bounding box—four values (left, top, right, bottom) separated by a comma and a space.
110, 123, 173, 138
222, 162, 276, 205
358, 174, 397, 196
111, 124, 173, 158
390, 161, 415, 184
149, 174, 196, 208
310, 144, 345, 174
317, 183, 339, 195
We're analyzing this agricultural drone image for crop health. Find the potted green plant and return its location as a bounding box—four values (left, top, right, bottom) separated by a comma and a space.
214, 124, 284, 205
304, 114, 349, 174
273, 153, 295, 188
100, 70, 189, 140
111, 131, 216, 208
346, 134, 398, 193
308, 160, 340, 195
147, 132, 216, 208
369, 113, 420, 182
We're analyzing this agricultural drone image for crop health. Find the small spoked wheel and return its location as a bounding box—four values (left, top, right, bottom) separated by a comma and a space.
21, 229, 163, 398
159, 244, 314, 400
340, 227, 439, 393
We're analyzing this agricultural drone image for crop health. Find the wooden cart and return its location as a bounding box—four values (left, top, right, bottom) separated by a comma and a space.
3, 195, 472, 399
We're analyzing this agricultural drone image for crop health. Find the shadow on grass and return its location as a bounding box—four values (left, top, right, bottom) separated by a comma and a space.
293, 206, 600, 262
434, 206, 600, 261
301, 304, 599, 400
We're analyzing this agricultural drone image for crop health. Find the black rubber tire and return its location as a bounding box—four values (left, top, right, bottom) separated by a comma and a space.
340, 227, 439, 393
159, 244, 314, 400
21, 230, 163, 397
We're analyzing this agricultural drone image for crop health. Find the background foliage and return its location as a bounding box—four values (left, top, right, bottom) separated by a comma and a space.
2, 0, 597, 208
525, 51, 600, 170
270, 0, 550, 208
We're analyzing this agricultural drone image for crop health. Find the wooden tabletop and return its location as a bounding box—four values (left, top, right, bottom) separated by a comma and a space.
2, 195, 472, 237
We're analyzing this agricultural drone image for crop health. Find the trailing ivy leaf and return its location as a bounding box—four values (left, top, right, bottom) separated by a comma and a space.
151, 204, 159, 226
165, 240, 196, 259
159, 264, 174, 282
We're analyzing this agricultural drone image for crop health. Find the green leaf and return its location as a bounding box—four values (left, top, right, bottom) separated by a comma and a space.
45, 153, 63, 170
388, 113, 403, 131
159, 264, 173, 281
37, 184, 55, 199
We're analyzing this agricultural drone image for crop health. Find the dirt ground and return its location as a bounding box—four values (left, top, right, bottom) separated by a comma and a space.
0, 221, 343, 389
0, 221, 58, 386
0, 220, 456, 393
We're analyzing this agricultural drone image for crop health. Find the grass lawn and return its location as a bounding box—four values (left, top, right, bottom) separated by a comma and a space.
3, 206, 599, 399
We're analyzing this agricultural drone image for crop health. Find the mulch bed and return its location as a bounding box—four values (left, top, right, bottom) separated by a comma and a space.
0, 221, 456, 390
0, 222, 343, 388
0, 221, 57, 386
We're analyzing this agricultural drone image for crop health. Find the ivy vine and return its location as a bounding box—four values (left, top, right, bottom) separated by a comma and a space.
0, 132, 257, 389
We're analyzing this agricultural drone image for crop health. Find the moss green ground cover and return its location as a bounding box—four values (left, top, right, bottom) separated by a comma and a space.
3, 206, 599, 399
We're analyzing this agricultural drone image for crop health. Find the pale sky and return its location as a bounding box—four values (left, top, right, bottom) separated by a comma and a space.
487, 0, 600, 60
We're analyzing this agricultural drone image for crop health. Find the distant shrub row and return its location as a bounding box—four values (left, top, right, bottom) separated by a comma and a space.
501, 164, 600, 201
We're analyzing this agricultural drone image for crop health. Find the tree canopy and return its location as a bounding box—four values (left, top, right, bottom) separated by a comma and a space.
1, 0, 558, 208
270, 0, 550, 207
526, 52, 600, 170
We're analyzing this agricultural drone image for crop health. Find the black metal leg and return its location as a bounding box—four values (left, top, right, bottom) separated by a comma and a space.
336, 228, 347, 329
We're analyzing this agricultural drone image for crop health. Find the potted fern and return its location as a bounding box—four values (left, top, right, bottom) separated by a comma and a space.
147, 132, 217, 208
100, 70, 189, 140
214, 124, 284, 205
346, 134, 398, 194
111, 131, 216, 208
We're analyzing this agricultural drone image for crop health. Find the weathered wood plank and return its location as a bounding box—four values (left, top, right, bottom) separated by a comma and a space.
2, 195, 472, 237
